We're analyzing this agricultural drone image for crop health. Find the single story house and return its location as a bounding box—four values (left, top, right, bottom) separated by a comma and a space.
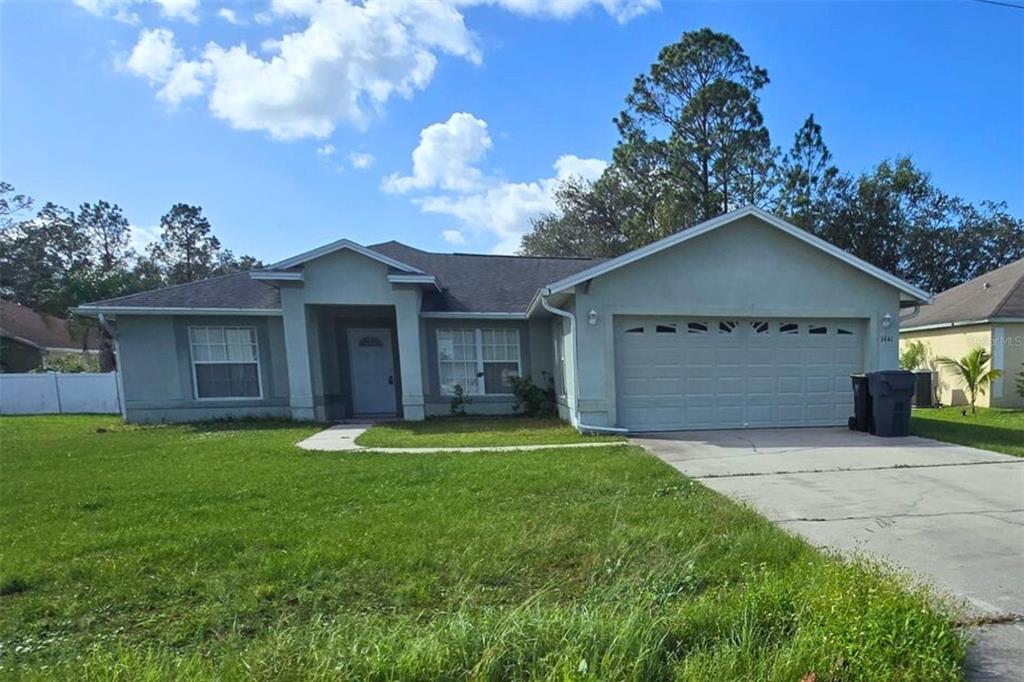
0, 299, 101, 373
900, 258, 1023, 408
74, 206, 931, 431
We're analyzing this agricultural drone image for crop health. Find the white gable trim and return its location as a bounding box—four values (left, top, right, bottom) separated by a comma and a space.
542, 206, 933, 303
268, 238, 425, 273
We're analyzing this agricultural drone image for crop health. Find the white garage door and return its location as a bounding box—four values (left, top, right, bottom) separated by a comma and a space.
615, 317, 865, 431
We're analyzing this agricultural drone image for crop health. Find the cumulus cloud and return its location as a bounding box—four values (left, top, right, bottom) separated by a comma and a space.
97, 0, 658, 139
382, 113, 491, 193
349, 152, 375, 169
124, 28, 181, 82
217, 7, 239, 23
442, 229, 466, 245
75, 0, 199, 23
316, 144, 336, 156
128, 224, 162, 252
387, 113, 605, 253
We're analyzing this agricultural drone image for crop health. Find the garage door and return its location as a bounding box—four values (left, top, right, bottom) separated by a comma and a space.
615, 317, 865, 431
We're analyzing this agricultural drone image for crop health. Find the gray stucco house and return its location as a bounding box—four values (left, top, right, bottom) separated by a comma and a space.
75, 206, 932, 431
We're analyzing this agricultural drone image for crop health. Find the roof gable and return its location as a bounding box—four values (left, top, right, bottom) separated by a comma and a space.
903, 257, 1024, 330
266, 238, 425, 273
1, 300, 100, 350
543, 206, 933, 303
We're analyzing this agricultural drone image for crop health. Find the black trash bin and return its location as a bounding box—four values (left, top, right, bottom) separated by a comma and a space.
867, 370, 916, 437
849, 373, 872, 432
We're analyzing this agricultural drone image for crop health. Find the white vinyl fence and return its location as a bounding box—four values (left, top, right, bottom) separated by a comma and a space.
0, 372, 122, 415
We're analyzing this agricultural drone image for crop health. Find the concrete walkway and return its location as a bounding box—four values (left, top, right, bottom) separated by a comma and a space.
296, 423, 629, 454
633, 427, 1024, 682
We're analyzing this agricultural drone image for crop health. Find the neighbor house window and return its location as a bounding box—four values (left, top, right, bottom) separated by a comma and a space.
437, 328, 521, 395
189, 326, 261, 399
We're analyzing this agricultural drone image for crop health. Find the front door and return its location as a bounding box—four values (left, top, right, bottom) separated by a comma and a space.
347, 328, 397, 415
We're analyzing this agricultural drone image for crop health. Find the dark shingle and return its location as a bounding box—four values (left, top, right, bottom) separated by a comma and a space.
83, 273, 281, 310
1, 299, 101, 350
369, 241, 603, 313
908, 258, 1024, 327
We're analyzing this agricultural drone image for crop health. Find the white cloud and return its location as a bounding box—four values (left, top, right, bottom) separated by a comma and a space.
217, 7, 239, 23
382, 112, 491, 193
129, 224, 162, 252
74, 0, 200, 23
124, 28, 182, 83
98, 0, 658, 139
153, 0, 199, 23
442, 229, 466, 245
316, 143, 336, 156
349, 152, 375, 169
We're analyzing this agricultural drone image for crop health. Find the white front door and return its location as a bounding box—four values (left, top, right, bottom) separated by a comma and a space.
347, 328, 397, 415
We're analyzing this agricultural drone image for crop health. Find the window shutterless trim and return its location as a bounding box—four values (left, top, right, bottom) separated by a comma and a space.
188, 325, 264, 401
437, 327, 522, 397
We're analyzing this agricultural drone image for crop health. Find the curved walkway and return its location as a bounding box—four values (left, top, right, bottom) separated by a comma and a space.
296, 423, 629, 453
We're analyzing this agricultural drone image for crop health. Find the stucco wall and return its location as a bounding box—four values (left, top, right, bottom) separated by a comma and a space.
420, 318, 554, 417
279, 248, 425, 420
568, 215, 903, 427
116, 314, 290, 423
904, 323, 1023, 408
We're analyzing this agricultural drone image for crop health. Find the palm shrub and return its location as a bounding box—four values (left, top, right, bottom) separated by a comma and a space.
1016, 364, 1024, 399
935, 347, 1002, 415
899, 340, 927, 371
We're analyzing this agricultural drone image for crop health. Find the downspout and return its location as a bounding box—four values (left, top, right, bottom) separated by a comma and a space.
98, 313, 127, 420
540, 291, 628, 435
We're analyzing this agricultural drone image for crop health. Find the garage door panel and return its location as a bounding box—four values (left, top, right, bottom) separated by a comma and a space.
615, 317, 865, 431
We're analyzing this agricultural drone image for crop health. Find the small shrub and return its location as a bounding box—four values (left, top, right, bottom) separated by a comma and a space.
1016, 364, 1023, 399
899, 340, 927, 371
450, 383, 471, 416
509, 373, 556, 417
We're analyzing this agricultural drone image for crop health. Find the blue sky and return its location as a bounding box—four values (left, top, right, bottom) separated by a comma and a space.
3, 0, 1022, 260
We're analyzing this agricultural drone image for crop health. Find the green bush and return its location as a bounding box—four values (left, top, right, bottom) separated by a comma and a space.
509, 372, 556, 417
899, 340, 927, 371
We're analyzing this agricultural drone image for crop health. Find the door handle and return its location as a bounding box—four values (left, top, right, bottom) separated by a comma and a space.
388, 375, 394, 385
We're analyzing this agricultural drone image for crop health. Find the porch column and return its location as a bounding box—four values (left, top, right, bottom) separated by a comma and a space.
394, 290, 425, 420
280, 289, 316, 421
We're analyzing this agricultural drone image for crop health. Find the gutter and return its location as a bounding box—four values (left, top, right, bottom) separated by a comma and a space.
901, 318, 1024, 333
97, 313, 128, 420
540, 290, 628, 436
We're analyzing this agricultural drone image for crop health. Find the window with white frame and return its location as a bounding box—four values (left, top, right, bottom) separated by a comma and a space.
437, 328, 521, 395
189, 326, 262, 399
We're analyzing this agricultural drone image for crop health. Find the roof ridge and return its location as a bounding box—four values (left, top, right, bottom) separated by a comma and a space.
991, 260, 1024, 317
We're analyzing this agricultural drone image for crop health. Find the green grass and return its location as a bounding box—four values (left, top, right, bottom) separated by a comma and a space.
355, 416, 624, 448
1, 416, 965, 680
911, 407, 1024, 457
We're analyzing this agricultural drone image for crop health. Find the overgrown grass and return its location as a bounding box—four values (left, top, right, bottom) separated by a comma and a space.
911, 407, 1024, 457
1, 416, 965, 679
355, 416, 623, 447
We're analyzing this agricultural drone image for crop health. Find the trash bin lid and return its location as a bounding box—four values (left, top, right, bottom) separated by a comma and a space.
868, 370, 916, 393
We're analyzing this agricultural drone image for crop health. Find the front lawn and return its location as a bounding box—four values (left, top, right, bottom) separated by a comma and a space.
355, 416, 624, 447
911, 407, 1024, 457
1, 416, 964, 680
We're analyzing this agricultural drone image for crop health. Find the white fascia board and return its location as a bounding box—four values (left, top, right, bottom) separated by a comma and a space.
901, 317, 1024, 333
420, 311, 528, 320
72, 306, 283, 318
268, 238, 425, 274
387, 274, 440, 291
543, 205, 934, 304
250, 271, 304, 282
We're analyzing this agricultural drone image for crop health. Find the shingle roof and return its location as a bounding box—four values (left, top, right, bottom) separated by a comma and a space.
368, 241, 603, 313
906, 258, 1024, 328
1, 300, 101, 350
83, 272, 281, 310
78, 244, 602, 315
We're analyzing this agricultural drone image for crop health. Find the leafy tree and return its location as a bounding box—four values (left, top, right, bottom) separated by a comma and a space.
0, 181, 33, 231
77, 201, 131, 273
615, 28, 772, 220
936, 348, 1002, 415
899, 340, 927, 371
521, 174, 634, 257
775, 114, 837, 230
150, 204, 222, 284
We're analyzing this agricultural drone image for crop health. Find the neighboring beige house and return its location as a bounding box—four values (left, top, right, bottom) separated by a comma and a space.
900, 258, 1024, 408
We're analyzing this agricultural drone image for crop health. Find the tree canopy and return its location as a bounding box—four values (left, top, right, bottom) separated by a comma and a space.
521, 28, 1024, 294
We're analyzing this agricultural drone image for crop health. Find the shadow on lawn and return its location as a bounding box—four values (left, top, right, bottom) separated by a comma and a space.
911, 418, 1023, 456
179, 417, 326, 434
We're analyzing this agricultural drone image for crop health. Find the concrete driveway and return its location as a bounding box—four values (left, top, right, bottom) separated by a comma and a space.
633, 428, 1024, 682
